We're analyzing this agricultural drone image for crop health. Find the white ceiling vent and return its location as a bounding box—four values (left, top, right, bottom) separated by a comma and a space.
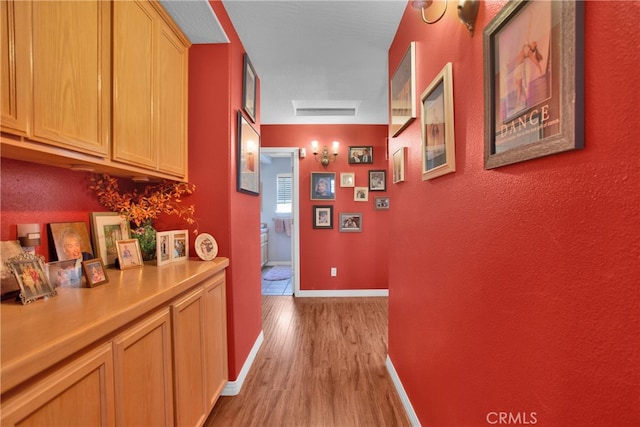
292, 100, 361, 117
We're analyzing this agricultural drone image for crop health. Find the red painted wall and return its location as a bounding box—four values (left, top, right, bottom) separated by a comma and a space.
387, 1, 640, 426
261, 125, 389, 290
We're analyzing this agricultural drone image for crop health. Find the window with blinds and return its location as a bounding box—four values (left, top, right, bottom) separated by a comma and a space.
276, 173, 292, 213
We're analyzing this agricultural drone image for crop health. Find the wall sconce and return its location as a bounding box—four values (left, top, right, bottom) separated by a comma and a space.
311, 140, 339, 167
17, 223, 41, 254
411, 0, 447, 24
457, 0, 479, 36
412, 0, 479, 36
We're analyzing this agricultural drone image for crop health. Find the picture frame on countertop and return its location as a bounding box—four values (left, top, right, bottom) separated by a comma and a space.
156, 231, 172, 266
1, 240, 23, 299
421, 62, 456, 181
390, 42, 417, 137
115, 239, 142, 270
47, 259, 82, 288
82, 258, 109, 288
90, 212, 130, 267
195, 233, 218, 261
483, 0, 584, 169
48, 221, 94, 262
171, 230, 189, 262
7, 253, 57, 304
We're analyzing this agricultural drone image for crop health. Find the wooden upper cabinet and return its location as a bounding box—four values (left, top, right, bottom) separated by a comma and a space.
1, 1, 31, 136
30, 0, 111, 157
112, 0, 189, 178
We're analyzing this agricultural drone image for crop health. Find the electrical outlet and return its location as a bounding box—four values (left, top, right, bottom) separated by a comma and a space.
331, 267, 337, 277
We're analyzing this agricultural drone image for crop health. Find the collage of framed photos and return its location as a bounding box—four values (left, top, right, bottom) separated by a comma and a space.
311, 146, 390, 233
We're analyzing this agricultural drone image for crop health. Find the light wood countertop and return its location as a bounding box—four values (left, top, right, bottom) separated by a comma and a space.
1, 257, 229, 394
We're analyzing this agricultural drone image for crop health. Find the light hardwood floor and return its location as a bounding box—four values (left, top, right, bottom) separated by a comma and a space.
205, 296, 410, 426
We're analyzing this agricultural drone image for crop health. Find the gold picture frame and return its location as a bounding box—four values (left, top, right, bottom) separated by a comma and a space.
390, 42, 417, 137
115, 239, 143, 270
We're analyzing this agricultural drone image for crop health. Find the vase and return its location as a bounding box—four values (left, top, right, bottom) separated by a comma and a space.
132, 221, 157, 261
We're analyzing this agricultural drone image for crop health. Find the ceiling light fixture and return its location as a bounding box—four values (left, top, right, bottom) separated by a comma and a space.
311, 140, 339, 168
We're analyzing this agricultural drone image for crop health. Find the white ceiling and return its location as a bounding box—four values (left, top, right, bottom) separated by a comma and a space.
161, 0, 408, 125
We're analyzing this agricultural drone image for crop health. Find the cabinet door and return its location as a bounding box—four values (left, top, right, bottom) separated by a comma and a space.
113, 308, 174, 426
0, 343, 115, 426
157, 22, 188, 177
172, 287, 208, 426
112, 0, 156, 169
31, 0, 110, 156
1, 1, 30, 136
203, 273, 228, 410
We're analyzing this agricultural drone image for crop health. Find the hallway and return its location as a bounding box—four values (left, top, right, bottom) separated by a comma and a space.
205, 296, 409, 426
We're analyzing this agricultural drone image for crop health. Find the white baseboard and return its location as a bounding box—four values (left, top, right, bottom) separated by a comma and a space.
221, 331, 264, 396
266, 261, 292, 267
296, 289, 388, 297
386, 355, 421, 427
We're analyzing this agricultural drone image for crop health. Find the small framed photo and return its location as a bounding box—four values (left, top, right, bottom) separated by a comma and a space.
354, 187, 369, 202
195, 233, 218, 261
82, 258, 109, 288
116, 239, 143, 270
375, 197, 390, 210
156, 231, 172, 266
47, 259, 82, 288
171, 230, 189, 262
340, 172, 355, 188
421, 62, 456, 180
48, 222, 94, 262
339, 213, 363, 233
393, 147, 406, 184
310, 172, 336, 200
348, 146, 373, 164
312, 205, 333, 229
237, 111, 261, 196
90, 212, 130, 267
368, 170, 386, 191
242, 53, 257, 123
7, 253, 57, 304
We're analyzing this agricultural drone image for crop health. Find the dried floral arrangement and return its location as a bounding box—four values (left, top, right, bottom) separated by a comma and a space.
89, 174, 197, 231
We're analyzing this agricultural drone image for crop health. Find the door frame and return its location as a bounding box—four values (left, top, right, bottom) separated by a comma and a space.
260, 147, 300, 296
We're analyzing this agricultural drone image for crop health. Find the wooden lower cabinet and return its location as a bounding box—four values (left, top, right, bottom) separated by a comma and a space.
204, 274, 229, 409
0, 343, 116, 426
113, 308, 174, 426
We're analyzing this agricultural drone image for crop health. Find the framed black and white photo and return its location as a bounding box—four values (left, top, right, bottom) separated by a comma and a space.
339, 213, 362, 233
312, 205, 333, 229
368, 170, 386, 191
375, 197, 390, 210
483, 0, 584, 169
243, 53, 257, 122
421, 62, 456, 181
354, 187, 369, 202
340, 172, 355, 188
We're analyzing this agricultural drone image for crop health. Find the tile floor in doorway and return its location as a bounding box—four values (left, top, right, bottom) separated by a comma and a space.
261, 266, 293, 296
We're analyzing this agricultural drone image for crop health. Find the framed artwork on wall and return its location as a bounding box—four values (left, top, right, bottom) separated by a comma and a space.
368, 170, 386, 191
348, 146, 373, 164
310, 172, 336, 200
340, 172, 355, 187
90, 212, 130, 267
392, 147, 406, 184
421, 62, 456, 181
390, 42, 417, 137
312, 205, 333, 229
375, 197, 390, 210
339, 213, 362, 233
243, 53, 257, 122
483, 0, 584, 169
354, 187, 369, 202
237, 111, 261, 196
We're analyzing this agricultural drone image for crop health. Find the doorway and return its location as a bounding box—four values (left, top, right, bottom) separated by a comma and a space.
259, 148, 300, 296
